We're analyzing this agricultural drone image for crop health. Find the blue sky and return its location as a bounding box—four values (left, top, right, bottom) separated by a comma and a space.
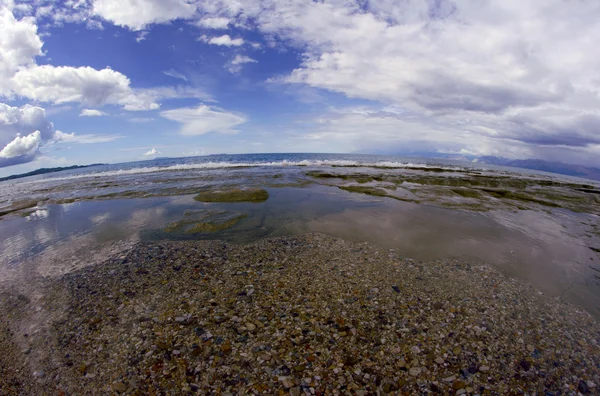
1, 0, 600, 176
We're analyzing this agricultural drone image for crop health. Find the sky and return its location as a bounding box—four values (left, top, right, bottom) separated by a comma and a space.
1, 0, 600, 177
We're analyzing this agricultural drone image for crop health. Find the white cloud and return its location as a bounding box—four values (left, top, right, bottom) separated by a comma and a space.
0, 6, 43, 95
201, 34, 244, 46
184, 0, 600, 165
92, 0, 197, 30
11, 65, 159, 110
144, 148, 160, 156
0, 102, 59, 167
53, 131, 123, 144
163, 69, 187, 82
80, 109, 107, 117
226, 54, 257, 73
136, 30, 149, 42
161, 104, 247, 136
0, 102, 120, 167
0, 7, 159, 111
196, 17, 230, 29
0, 130, 41, 159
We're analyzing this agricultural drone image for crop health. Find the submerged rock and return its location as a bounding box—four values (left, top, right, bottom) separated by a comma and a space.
193, 188, 269, 203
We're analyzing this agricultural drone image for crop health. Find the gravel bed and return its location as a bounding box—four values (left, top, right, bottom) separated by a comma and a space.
1, 233, 599, 395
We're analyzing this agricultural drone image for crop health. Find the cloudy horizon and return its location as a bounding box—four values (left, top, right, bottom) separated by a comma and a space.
1, 0, 600, 177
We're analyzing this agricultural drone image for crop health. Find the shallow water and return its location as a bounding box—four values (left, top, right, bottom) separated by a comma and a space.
2, 176, 599, 317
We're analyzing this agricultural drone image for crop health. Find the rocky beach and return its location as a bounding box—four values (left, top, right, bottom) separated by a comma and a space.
1, 233, 599, 395
1, 157, 600, 395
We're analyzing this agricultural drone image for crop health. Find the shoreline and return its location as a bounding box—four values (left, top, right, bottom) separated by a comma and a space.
1, 233, 599, 395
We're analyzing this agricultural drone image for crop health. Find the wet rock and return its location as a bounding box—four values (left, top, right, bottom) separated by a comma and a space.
111, 382, 127, 393
409, 367, 421, 376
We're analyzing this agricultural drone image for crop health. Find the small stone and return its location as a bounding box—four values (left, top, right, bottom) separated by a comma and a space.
111, 382, 127, 393
392, 285, 400, 293
435, 357, 444, 365
289, 387, 301, 396
479, 365, 490, 372
453, 346, 462, 355
246, 323, 256, 332
456, 389, 466, 395
221, 343, 232, 354
578, 380, 590, 394
409, 367, 421, 376
443, 375, 456, 383
453, 381, 466, 390
433, 302, 443, 310
526, 344, 534, 352
519, 360, 531, 371
294, 364, 305, 372
281, 379, 294, 388
587, 381, 596, 389
33, 371, 45, 379
411, 346, 421, 354
172, 349, 181, 355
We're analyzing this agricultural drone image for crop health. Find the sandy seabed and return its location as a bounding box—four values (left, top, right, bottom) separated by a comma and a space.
1, 233, 599, 395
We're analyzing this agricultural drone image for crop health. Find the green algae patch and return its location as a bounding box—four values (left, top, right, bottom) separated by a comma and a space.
185, 214, 248, 233
339, 185, 389, 197
451, 188, 483, 199
164, 211, 248, 234
479, 188, 562, 208
0, 200, 39, 218
194, 188, 269, 203
338, 185, 417, 203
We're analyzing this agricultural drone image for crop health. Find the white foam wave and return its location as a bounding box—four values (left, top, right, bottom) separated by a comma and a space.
24, 160, 466, 183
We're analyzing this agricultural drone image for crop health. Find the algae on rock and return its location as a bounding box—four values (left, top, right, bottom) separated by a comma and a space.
194, 188, 269, 203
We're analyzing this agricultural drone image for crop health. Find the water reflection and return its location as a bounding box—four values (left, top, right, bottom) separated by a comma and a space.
0, 185, 599, 317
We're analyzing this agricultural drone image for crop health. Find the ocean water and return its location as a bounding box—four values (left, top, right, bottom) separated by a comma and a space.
1, 153, 599, 316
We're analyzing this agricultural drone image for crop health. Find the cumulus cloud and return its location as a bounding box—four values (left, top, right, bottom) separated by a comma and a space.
11, 65, 159, 110
144, 148, 160, 156
226, 55, 257, 74
0, 6, 43, 95
195, 17, 230, 29
0, 130, 41, 160
201, 34, 244, 46
0, 6, 159, 110
0, 103, 59, 167
161, 104, 247, 136
80, 109, 107, 117
92, 0, 197, 30
182, 0, 600, 165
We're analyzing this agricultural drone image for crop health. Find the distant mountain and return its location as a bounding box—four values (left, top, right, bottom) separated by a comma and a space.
0, 164, 104, 183
477, 157, 600, 181
355, 149, 600, 181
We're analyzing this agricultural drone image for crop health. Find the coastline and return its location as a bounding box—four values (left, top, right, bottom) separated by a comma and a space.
1, 233, 598, 395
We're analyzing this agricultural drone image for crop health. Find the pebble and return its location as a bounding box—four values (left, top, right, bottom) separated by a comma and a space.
111, 382, 127, 392
6, 233, 599, 395
409, 367, 422, 376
